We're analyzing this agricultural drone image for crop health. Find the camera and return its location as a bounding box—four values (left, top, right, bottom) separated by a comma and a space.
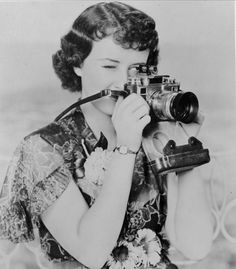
123, 64, 199, 124
55, 64, 199, 125
54, 63, 210, 175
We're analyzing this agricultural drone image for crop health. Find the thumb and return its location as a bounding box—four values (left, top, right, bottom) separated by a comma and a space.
194, 111, 205, 125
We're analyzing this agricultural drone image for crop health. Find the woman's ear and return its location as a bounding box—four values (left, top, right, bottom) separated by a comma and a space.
73, 67, 82, 77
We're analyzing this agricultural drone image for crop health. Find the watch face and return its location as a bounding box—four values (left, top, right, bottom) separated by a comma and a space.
116, 145, 136, 155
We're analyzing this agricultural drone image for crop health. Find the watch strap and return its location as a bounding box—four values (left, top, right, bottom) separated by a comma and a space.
114, 145, 138, 155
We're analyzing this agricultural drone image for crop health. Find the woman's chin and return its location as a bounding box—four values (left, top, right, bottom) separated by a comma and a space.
93, 99, 116, 117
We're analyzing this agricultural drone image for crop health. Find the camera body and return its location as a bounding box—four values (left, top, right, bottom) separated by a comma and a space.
124, 64, 199, 124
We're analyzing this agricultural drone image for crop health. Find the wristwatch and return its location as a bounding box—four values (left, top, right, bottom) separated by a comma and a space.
114, 145, 137, 155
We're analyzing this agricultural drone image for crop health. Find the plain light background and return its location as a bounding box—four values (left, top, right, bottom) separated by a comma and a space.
0, 2, 236, 268
0, 1, 235, 178
0, 1, 235, 107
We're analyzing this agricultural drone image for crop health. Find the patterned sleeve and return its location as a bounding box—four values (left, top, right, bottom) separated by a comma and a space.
0, 134, 73, 243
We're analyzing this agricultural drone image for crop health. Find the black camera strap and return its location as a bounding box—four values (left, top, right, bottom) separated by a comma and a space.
54, 89, 126, 121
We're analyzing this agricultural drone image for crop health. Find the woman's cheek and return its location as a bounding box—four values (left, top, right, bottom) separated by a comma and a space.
96, 71, 116, 89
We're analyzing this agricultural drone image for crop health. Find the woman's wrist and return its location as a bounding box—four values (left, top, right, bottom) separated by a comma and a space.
115, 138, 141, 154
114, 145, 138, 155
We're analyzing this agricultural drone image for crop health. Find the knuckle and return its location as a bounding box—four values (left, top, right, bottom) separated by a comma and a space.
146, 115, 151, 123
129, 93, 137, 99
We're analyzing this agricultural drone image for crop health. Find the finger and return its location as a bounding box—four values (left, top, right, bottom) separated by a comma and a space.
119, 93, 144, 109
133, 105, 150, 120
137, 114, 151, 128
115, 95, 124, 109
122, 94, 148, 114
194, 111, 205, 125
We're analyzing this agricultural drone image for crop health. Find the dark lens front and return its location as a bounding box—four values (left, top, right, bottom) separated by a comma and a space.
171, 92, 199, 123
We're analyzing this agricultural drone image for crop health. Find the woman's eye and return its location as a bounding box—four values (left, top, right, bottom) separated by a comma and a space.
102, 65, 117, 69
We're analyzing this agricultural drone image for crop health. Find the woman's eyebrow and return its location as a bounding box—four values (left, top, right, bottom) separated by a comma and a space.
97, 59, 147, 67
97, 58, 120, 63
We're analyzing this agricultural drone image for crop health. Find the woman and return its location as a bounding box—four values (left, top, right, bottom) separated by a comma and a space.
0, 2, 213, 269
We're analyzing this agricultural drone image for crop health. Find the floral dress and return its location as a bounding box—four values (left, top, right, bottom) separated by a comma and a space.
0, 108, 173, 269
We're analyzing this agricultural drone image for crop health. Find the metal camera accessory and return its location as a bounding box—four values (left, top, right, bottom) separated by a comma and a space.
150, 136, 210, 175
125, 64, 199, 124
142, 123, 211, 176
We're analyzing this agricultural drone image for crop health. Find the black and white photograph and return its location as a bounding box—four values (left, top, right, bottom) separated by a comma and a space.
0, 1, 235, 269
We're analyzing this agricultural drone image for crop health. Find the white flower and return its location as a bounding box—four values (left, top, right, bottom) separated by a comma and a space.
107, 241, 140, 269
136, 229, 156, 243
107, 229, 163, 269
135, 228, 162, 267
84, 147, 113, 185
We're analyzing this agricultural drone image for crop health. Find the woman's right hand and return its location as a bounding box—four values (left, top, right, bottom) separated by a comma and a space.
112, 93, 151, 152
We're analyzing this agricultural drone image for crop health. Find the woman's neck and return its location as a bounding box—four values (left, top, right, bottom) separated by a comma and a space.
80, 103, 117, 150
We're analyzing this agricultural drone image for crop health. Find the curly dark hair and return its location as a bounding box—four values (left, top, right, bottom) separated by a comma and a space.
52, 1, 159, 92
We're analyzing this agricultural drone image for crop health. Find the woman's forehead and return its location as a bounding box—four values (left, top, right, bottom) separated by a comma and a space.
88, 36, 149, 63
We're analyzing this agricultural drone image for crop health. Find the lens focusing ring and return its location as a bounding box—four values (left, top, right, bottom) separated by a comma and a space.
171, 92, 199, 123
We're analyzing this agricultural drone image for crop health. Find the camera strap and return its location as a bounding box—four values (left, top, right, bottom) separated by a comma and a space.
54, 89, 126, 121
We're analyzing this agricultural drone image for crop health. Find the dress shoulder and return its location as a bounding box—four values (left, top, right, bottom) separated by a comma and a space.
0, 133, 73, 243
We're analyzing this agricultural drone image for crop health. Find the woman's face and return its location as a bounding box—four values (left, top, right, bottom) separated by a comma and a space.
78, 36, 149, 116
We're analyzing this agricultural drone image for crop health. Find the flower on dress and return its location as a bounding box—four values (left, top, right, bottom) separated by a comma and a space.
107, 229, 163, 269
107, 241, 142, 269
83, 147, 113, 185
135, 228, 162, 267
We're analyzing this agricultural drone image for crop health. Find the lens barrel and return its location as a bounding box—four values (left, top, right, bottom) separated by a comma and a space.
170, 92, 199, 123
150, 90, 199, 123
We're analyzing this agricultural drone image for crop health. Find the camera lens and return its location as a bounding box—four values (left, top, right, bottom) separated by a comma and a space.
171, 92, 199, 123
